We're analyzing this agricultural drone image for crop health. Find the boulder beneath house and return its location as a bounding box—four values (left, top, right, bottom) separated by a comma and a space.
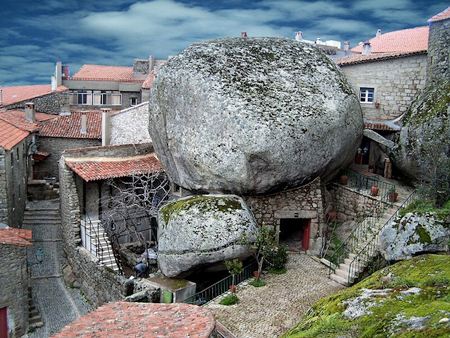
157, 194, 258, 277
148, 37, 363, 195
379, 212, 450, 261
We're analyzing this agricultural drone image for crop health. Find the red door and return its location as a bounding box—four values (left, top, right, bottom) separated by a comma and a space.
0, 307, 7, 338
302, 220, 311, 250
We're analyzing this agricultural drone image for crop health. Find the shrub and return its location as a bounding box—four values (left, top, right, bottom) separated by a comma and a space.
219, 294, 239, 305
249, 279, 267, 287
269, 267, 287, 275
269, 244, 288, 270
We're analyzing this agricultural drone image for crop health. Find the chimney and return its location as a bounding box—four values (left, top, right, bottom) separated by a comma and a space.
51, 76, 57, 91
241, 32, 247, 37
344, 41, 350, 51
80, 115, 87, 134
295, 31, 303, 41
376, 29, 382, 37
0, 90, 2, 105
25, 102, 36, 122
62, 65, 70, 80
102, 112, 111, 146
362, 41, 372, 55
55, 61, 63, 86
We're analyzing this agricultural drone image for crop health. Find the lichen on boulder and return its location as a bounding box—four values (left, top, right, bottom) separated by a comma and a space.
149, 37, 363, 195
157, 194, 258, 277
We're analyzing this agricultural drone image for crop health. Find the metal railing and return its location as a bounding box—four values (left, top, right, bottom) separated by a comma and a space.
328, 176, 394, 276
340, 169, 395, 198
181, 261, 258, 305
346, 190, 418, 284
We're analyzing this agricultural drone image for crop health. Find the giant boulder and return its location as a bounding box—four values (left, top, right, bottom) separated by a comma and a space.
149, 37, 363, 195
157, 194, 258, 277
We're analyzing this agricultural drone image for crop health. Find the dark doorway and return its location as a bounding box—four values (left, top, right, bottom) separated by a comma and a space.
279, 218, 311, 252
0, 307, 7, 338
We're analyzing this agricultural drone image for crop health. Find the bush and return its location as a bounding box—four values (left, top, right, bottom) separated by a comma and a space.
268, 244, 288, 270
219, 294, 239, 305
269, 267, 287, 275
249, 279, 267, 287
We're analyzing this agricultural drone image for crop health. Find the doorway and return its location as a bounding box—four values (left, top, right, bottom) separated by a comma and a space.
0, 307, 7, 338
279, 218, 311, 252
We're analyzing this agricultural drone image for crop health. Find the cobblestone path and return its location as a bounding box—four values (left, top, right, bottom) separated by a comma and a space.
22, 201, 92, 337
206, 254, 344, 338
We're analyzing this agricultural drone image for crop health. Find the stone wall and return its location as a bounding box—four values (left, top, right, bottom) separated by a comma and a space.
243, 178, 326, 255
0, 244, 30, 337
0, 148, 6, 223
427, 17, 450, 85
35, 137, 101, 181
340, 54, 427, 120
110, 102, 151, 145
4, 90, 68, 115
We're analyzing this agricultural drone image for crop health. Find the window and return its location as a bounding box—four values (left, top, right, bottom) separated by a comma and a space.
130, 97, 138, 106
360, 87, 374, 103
101, 91, 108, 105
77, 91, 89, 105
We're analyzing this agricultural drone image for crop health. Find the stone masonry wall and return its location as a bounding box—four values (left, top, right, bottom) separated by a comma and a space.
340, 54, 427, 120
4, 90, 68, 114
243, 178, 325, 255
110, 102, 151, 145
427, 17, 450, 85
0, 149, 7, 223
35, 137, 101, 181
0, 244, 30, 337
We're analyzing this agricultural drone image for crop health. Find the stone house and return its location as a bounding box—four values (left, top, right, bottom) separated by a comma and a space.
0, 226, 33, 338
337, 26, 429, 174
56, 56, 166, 111
0, 106, 56, 226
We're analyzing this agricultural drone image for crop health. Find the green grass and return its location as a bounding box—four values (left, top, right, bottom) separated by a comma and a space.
219, 294, 239, 305
249, 279, 267, 287
269, 267, 287, 274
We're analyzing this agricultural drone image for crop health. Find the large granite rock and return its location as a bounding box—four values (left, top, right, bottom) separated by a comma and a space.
157, 194, 258, 277
379, 212, 450, 261
149, 37, 363, 195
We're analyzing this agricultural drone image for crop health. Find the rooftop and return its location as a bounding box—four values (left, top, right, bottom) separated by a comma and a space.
428, 6, 450, 23
351, 26, 428, 54
0, 227, 32, 246
65, 153, 162, 181
337, 50, 427, 66
51, 302, 216, 337
71, 64, 143, 83
142, 70, 155, 89
0, 120, 29, 150
0, 84, 68, 107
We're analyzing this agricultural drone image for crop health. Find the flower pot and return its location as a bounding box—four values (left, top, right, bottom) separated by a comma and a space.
389, 193, 398, 202
371, 186, 379, 196
340, 175, 348, 185
230, 285, 237, 293
253, 271, 260, 278
327, 211, 337, 222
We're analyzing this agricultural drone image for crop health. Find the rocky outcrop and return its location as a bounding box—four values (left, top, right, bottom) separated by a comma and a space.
149, 37, 363, 195
157, 195, 258, 277
379, 212, 450, 261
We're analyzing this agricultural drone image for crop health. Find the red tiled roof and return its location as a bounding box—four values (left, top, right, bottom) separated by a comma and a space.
0, 120, 29, 150
142, 70, 155, 89
0, 110, 56, 132
51, 302, 216, 338
65, 154, 162, 181
337, 50, 426, 66
351, 26, 428, 54
39, 111, 112, 139
0, 227, 32, 246
71, 64, 142, 83
0, 85, 67, 106
428, 6, 450, 23
364, 121, 399, 131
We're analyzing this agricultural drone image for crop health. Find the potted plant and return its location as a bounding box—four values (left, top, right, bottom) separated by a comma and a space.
371, 185, 379, 196
225, 258, 243, 294
340, 174, 348, 185
389, 187, 398, 202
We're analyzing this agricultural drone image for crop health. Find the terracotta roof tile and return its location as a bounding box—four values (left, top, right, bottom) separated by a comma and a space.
0, 85, 68, 107
337, 50, 426, 66
51, 302, 216, 338
0, 227, 32, 246
142, 71, 155, 89
351, 26, 428, 54
428, 6, 450, 23
65, 154, 162, 181
0, 110, 56, 132
71, 65, 142, 83
364, 121, 399, 131
0, 120, 29, 150
39, 111, 111, 139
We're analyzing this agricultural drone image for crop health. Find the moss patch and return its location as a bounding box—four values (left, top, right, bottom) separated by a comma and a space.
281, 254, 450, 338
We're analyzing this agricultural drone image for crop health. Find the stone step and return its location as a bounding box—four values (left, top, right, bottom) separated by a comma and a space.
24, 212, 60, 218
330, 273, 350, 286
29, 315, 42, 324
29, 321, 44, 329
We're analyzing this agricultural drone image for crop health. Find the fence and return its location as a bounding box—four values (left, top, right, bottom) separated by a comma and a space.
181, 260, 258, 305
340, 169, 395, 198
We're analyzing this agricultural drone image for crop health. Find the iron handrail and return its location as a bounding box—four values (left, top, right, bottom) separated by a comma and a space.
347, 190, 418, 284
181, 261, 258, 305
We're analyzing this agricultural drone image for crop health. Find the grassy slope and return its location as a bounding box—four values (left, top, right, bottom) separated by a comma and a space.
281, 254, 450, 338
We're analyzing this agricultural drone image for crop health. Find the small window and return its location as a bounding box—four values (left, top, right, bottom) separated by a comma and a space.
130, 97, 138, 106
360, 87, 374, 103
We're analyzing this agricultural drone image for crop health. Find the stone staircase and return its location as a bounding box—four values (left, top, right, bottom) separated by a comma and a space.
329, 205, 398, 286
23, 200, 61, 228
28, 287, 44, 330
81, 219, 120, 273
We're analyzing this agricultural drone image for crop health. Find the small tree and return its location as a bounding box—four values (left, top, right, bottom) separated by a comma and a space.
225, 258, 243, 294
247, 225, 277, 281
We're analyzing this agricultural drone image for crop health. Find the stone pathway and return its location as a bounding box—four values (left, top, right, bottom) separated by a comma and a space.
206, 253, 344, 338
22, 200, 93, 338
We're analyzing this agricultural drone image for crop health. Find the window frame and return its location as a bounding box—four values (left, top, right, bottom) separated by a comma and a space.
359, 87, 375, 104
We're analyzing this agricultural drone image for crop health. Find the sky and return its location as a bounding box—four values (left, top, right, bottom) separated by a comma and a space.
0, 0, 448, 87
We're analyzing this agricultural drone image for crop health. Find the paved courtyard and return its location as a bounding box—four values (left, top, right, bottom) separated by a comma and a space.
206, 253, 345, 338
